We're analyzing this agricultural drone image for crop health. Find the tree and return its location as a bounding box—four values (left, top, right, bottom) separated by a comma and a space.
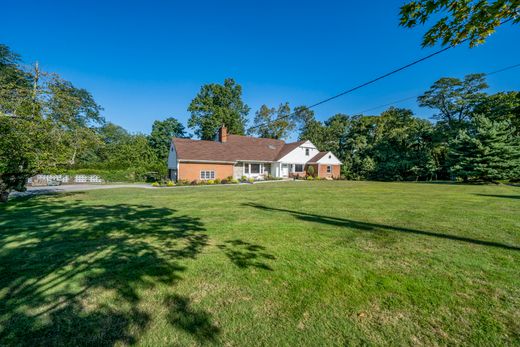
248, 103, 294, 139
418, 74, 488, 131
449, 115, 520, 181
188, 78, 250, 140
371, 108, 436, 181
46, 77, 104, 165
149, 117, 186, 160
400, 0, 520, 47
0, 45, 56, 202
0, 44, 106, 201
474, 91, 520, 134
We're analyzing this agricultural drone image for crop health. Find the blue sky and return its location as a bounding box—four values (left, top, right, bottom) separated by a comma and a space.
2, 0, 519, 138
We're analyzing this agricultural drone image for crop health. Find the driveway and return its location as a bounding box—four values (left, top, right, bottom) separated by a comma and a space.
12, 184, 153, 197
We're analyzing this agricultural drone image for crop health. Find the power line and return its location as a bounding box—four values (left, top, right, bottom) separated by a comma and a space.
249, 18, 516, 130
354, 62, 520, 114
248, 41, 464, 130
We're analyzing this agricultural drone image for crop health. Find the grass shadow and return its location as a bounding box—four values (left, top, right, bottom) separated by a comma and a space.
217, 239, 275, 270
0, 197, 218, 345
474, 194, 520, 200
243, 203, 520, 252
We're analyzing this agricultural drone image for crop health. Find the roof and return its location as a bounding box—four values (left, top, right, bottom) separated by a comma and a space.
308, 151, 329, 163
274, 141, 306, 160
172, 134, 289, 162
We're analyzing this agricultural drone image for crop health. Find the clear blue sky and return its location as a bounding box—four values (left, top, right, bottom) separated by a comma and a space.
2, 0, 519, 137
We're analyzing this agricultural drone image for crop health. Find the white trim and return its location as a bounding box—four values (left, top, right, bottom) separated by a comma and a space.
200, 170, 216, 180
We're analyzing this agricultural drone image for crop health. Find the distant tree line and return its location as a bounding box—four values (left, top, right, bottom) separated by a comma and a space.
1, 43, 519, 201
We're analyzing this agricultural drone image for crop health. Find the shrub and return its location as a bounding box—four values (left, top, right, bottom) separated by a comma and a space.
306, 165, 315, 177
248, 178, 255, 183
221, 179, 228, 184
177, 179, 190, 186
206, 180, 215, 185
240, 175, 247, 182
214, 178, 221, 184
230, 179, 239, 184
166, 180, 175, 187
190, 180, 199, 185
151, 182, 160, 187
306, 175, 314, 180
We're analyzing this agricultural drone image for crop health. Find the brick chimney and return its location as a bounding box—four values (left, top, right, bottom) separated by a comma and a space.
219, 125, 228, 142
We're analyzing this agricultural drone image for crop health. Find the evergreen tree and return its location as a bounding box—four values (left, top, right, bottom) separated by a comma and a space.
449, 115, 520, 182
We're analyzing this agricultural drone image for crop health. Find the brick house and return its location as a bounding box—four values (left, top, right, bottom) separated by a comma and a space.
167, 126, 342, 182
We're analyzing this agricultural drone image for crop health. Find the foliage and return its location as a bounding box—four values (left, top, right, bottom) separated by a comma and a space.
306, 175, 314, 180
248, 103, 294, 139
400, 0, 520, 47
187, 78, 250, 140
149, 117, 186, 161
449, 115, 520, 181
418, 73, 488, 133
306, 165, 315, 177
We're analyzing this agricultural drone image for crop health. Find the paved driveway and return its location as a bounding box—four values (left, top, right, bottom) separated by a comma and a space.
12, 184, 153, 197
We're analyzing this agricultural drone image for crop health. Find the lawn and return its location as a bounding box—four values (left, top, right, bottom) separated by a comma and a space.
0, 181, 519, 346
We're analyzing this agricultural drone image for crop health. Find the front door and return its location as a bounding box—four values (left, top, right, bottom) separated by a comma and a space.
281, 164, 289, 177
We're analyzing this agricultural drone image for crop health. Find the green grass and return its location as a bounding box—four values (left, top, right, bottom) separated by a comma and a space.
0, 181, 519, 346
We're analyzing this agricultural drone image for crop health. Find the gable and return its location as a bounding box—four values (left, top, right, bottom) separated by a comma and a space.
315, 152, 342, 165
277, 140, 319, 163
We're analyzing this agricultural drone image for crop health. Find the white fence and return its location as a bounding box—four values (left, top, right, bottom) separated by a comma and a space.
29, 174, 104, 185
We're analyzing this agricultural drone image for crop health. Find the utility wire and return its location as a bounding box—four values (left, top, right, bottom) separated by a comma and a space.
248, 41, 465, 130
249, 18, 516, 130
354, 62, 520, 114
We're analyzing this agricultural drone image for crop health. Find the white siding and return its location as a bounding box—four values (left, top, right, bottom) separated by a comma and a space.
278, 141, 319, 164
317, 152, 342, 165
167, 143, 177, 169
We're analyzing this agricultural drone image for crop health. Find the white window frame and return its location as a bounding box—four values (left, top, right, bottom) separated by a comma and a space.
200, 170, 215, 180
305, 148, 310, 156
326, 165, 332, 173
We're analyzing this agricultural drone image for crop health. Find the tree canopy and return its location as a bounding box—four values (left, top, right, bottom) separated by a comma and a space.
400, 0, 520, 47
149, 117, 186, 161
248, 103, 294, 139
188, 78, 250, 140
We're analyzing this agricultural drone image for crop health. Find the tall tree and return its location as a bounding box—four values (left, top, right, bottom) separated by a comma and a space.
400, 0, 520, 47
0, 45, 55, 202
46, 77, 104, 165
418, 73, 488, 133
149, 117, 186, 160
188, 78, 250, 140
248, 103, 294, 139
449, 115, 520, 182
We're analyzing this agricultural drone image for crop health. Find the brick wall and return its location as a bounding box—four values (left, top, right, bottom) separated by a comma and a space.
318, 164, 340, 179
178, 162, 234, 181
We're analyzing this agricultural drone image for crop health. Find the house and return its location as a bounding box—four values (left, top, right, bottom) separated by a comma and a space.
167, 126, 342, 182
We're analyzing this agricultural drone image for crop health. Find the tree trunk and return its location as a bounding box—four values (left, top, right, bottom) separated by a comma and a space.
0, 191, 9, 203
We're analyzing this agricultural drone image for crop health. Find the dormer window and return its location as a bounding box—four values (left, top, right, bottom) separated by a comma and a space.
305, 148, 309, 156
329, 155, 331, 159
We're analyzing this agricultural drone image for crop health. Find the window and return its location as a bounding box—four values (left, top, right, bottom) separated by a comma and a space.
200, 170, 215, 180
245, 164, 249, 174
305, 148, 309, 156
327, 165, 332, 173
250, 164, 260, 174
294, 164, 304, 172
